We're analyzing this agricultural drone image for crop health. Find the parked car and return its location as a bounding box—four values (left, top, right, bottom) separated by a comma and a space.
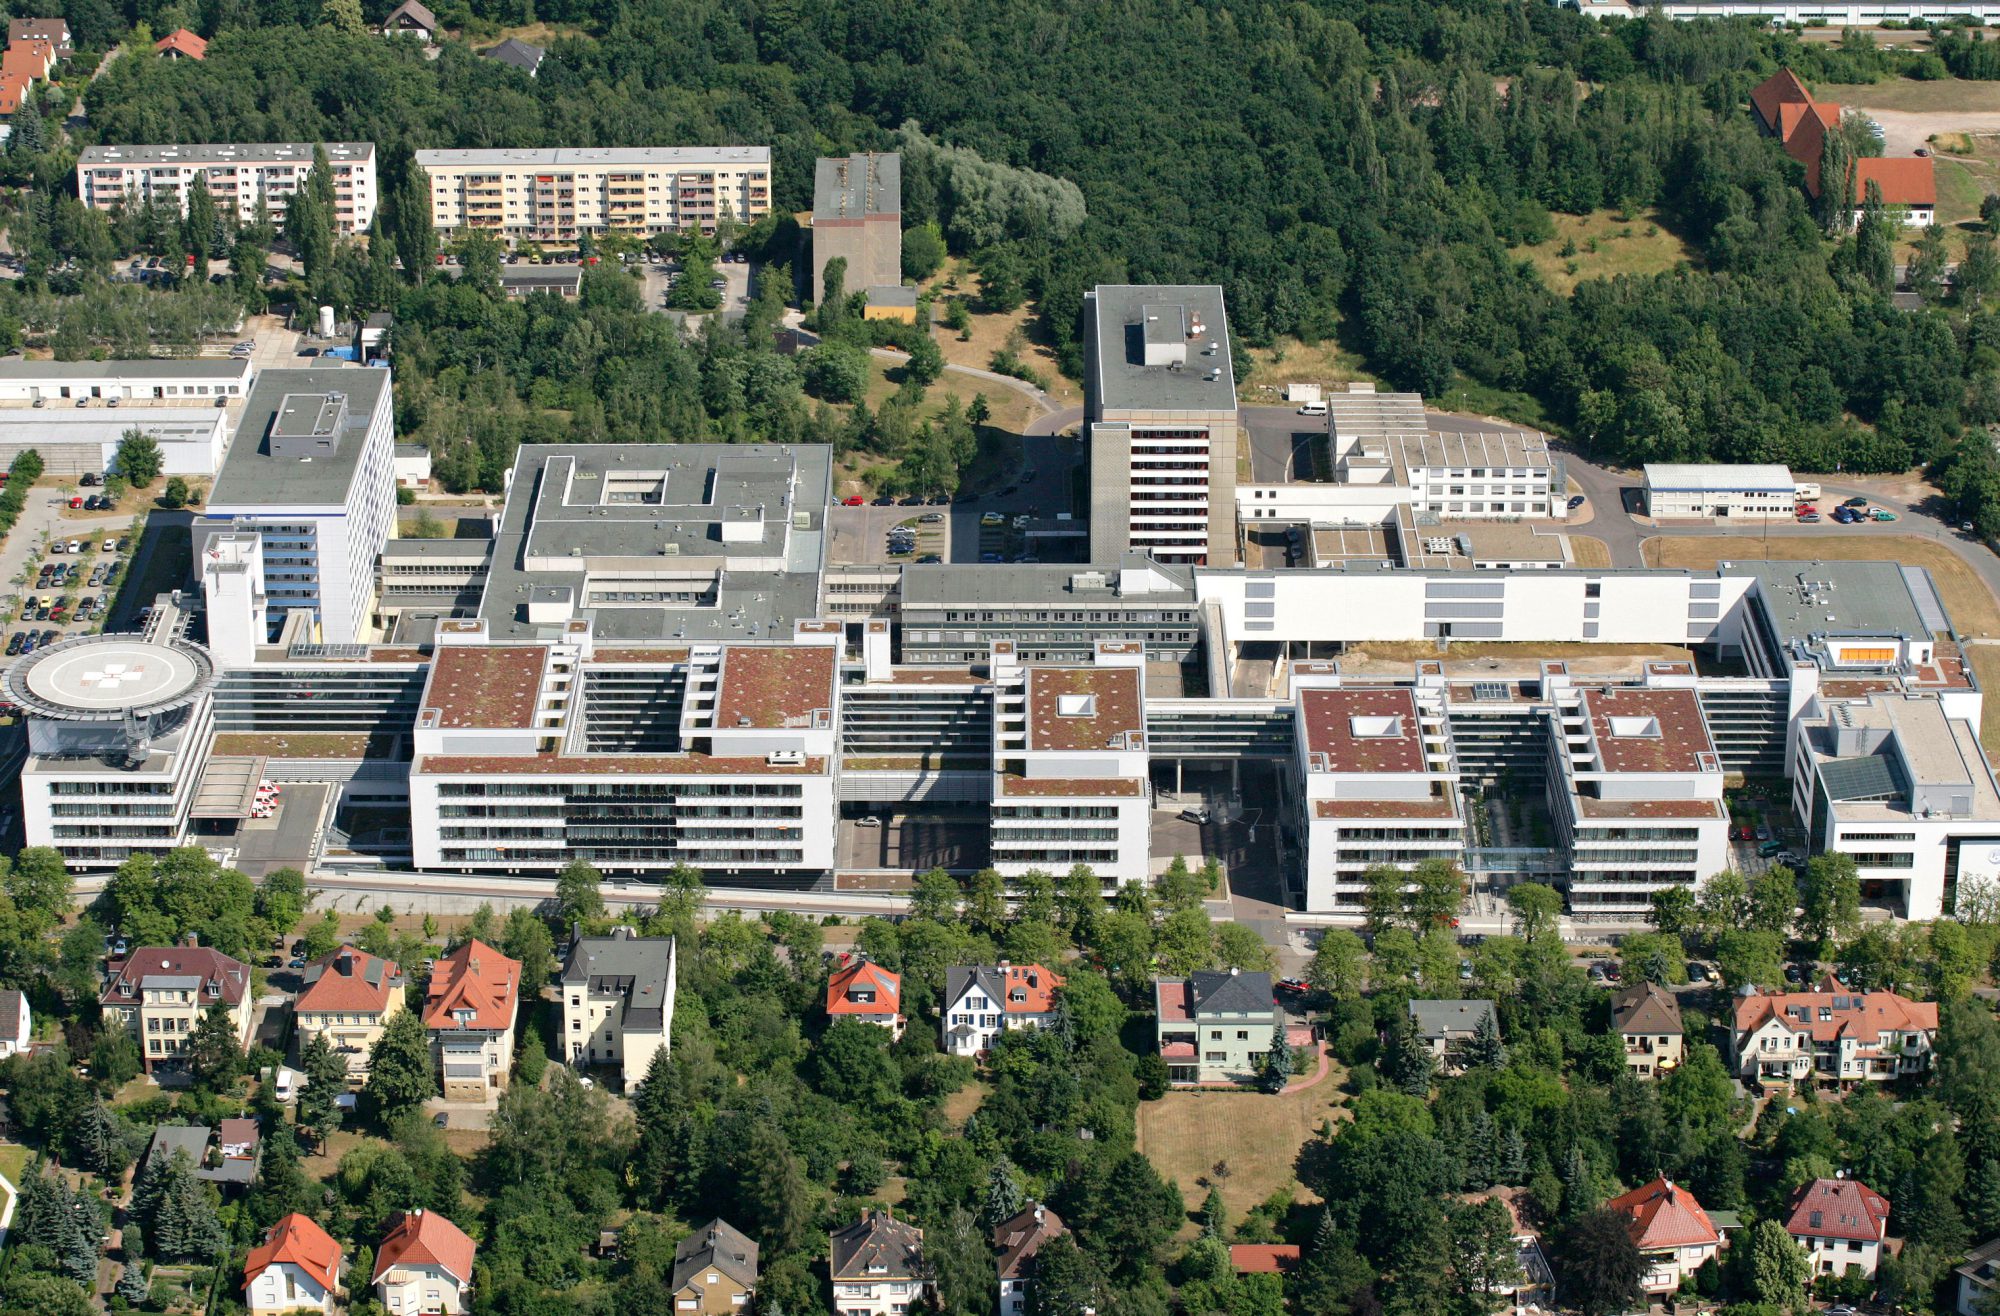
1275, 977, 1308, 995
40, 629, 58, 646
79, 472, 98, 486
1758, 839, 1785, 858
1872, 509, 1898, 521
1796, 511, 1820, 523
980, 512, 1005, 526
4, 633, 21, 656
917, 554, 942, 563
1566, 494, 1585, 510
919, 512, 944, 523
841, 494, 865, 507
854, 814, 883, 827
1843, 496, 1869, 508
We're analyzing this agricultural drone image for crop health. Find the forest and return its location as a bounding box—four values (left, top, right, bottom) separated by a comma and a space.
5, 1, 2000, 496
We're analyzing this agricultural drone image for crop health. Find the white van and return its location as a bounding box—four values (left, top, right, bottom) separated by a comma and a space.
1794, 482, 1820, 501
1298, 402, 1328, 417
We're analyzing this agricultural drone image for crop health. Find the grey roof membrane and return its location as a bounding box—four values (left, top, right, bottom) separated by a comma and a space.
207, 366, 390, 509
1089, 285, 1237, 415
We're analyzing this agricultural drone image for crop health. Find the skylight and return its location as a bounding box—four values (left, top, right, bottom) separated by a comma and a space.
1608, 716, 1662, 739
1350, 715, 1405, 739
1057, 694, 1097, 718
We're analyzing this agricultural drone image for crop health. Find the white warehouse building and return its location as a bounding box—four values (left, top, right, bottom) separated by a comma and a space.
1642, 463, 1797, 519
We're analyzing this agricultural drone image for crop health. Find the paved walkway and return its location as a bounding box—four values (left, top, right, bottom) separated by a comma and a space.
1281, 1039, 1333, 1094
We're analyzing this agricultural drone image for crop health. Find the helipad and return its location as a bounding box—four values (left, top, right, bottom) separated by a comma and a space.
5, 636, 213, 720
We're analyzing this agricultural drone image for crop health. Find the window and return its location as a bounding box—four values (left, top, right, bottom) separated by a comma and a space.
1237, 1030, 1249, 1040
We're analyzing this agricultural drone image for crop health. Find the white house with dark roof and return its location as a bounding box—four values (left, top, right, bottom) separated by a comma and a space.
0, 987, 28, 1057
995, 1204, 1066, 1316
560, 927, 676, 1088
1408, 999, 1497, 1074
1155, 969, 1281, 1084
942, 963, 1064, 1058
829, 1210, 925, 1316
101, 938, 253, 1075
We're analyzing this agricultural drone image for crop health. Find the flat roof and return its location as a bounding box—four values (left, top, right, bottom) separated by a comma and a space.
423, 645, 545, 729
1644, 463, 1795, 492
1744, 560, 1932, 651
0, 409, 223, 443
207, 366, 389, 508
1389, 429, 1555, 474
1327, 388, 1428, 441
715, 646, 837, 730
1581, 686, 1717, 774
5, 634, 213, 720
0, 356, 251, 381
414, 146, 769, 169
480, 443, 829, 642
1089, 285, 1236, 415
813, 153, 901, 220
80, 142, 374, 165
1025, 666, 1143, 752
901, 554, 1194, 609
1298, 686, 1428, 772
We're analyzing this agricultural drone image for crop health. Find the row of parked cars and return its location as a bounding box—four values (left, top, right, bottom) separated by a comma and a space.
1797, 495, 1896, 525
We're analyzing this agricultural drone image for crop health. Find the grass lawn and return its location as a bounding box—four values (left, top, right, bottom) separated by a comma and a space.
1509, 208, 1697, 296
924, 260, 1080, 406
835, 356, 1041, 498
1818, 79, 2000, 113
1642, 535, 2000, 638
1568, 535, 1613, 569
0, 1141, 28, 1185
1135, 1073, 1349, 1226
1237, 334, 1380, 401
940, 1079, 990, 1127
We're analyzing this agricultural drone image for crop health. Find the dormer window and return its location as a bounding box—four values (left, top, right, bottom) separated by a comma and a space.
851, 988, 875, 1004
453, 1008, 474, 1024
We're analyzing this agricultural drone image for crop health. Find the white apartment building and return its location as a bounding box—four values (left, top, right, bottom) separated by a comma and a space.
0, 409, 228, 480
1547, 680, 1731, 915
77, 142, 377, 232
199, 366, 397, 647
560, 927, 676, 1088
413, 146, 772, 243
1084, 285, 1240, 566
829, 1211, 925, 1316
988, 644, 1153, 887
409, 621, 842, 881
1793, 692, 2000, 921
1291, 669, 1466, 913
1642, 463, 1798, 518
1730, 977, 1937, 1084
3, 634, 219, 871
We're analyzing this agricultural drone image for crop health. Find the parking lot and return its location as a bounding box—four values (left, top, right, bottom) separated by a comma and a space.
640, 254, 753, 325
946, 433, 1084, 564
6, 515, 140, 658
827, 500, 951, 566
837, 807, 991, 872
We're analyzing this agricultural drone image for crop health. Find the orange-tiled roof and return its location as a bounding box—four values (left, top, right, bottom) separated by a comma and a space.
0, 70, 32, 115
0, 40, 52, 79
1751, 68, 1813, 132
154, 27, 207, 58
1230, 1245, 1301, 1275
1607, 1177, 1719, 1250
1733, 978, 1937, 1042
827, 957, 901, 1017
950, 963, 1063, 1016
375, 1209, 476, 1286
423, 939, 520, 1033
1855, 156, 1936, 207
244, 1213, 342, 1292
296, 946, 403, 1016
1785, 1178, 1889, 1244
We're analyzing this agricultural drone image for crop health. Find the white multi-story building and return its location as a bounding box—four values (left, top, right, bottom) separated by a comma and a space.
100, 936, 253, 1075
1084, 285, 1240, 566
3, 634, 219, 871
413, 146, 771, 243
1730, 977, 1937, 1085
1291, 668, 1466, 912
1793, 692, 2000, 922
409, 620, 842, 882
199, 366, 397, 646
559, 927, 675, 1088
424, 937, 520, 1102
988, 643, 1153, 887
77, 142, 377, 232
0, 356, 251, 404
373, 1209, 476, 1316
1548, 680, 1731, 916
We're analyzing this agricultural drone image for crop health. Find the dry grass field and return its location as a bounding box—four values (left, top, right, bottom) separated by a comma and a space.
1568, 535, 1613, 569
1510, 209, 1697, 296
1818, 79, 2000, 113
1135, 1073, 1349, 1225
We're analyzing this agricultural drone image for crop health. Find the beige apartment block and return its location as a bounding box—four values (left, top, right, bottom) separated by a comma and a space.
100, 937, 253, 1076
413, 147, 771, 243
77, 142, 377, 233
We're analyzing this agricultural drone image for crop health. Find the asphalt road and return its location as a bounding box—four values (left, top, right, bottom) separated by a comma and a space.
826, 500, 950, 566
946, 433, 1084, 563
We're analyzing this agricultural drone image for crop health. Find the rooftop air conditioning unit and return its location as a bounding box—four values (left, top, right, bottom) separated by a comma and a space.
766, 749, 805, 766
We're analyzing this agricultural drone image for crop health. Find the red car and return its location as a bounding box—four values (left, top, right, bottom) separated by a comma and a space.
842, 495, 865, 507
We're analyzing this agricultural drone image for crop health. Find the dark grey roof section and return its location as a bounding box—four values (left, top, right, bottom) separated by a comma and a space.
144, 1125, 259, 1185
900, 553, 1194, 610
1819, 755, 1904, 801
501, 267, 581, 295
561, 928, 674, 1032
483, 37, 544, 72
383, 0, 438, 30
673, 1218, 759, 1293
830, 1211, 923, 1280
208, 366, 389, 509
0, 988, 22, 1039
1188, 969, 1276, 1018
479, 442, 829, 642
1745, 560, 1935, 657
0, 357, 251, 381
1408, 999, 1496, 1040
1088, 284, 1236, 415
813, 153, 901, 220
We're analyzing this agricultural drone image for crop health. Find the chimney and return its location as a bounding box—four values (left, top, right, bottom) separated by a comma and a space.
183, 932, 200, 948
